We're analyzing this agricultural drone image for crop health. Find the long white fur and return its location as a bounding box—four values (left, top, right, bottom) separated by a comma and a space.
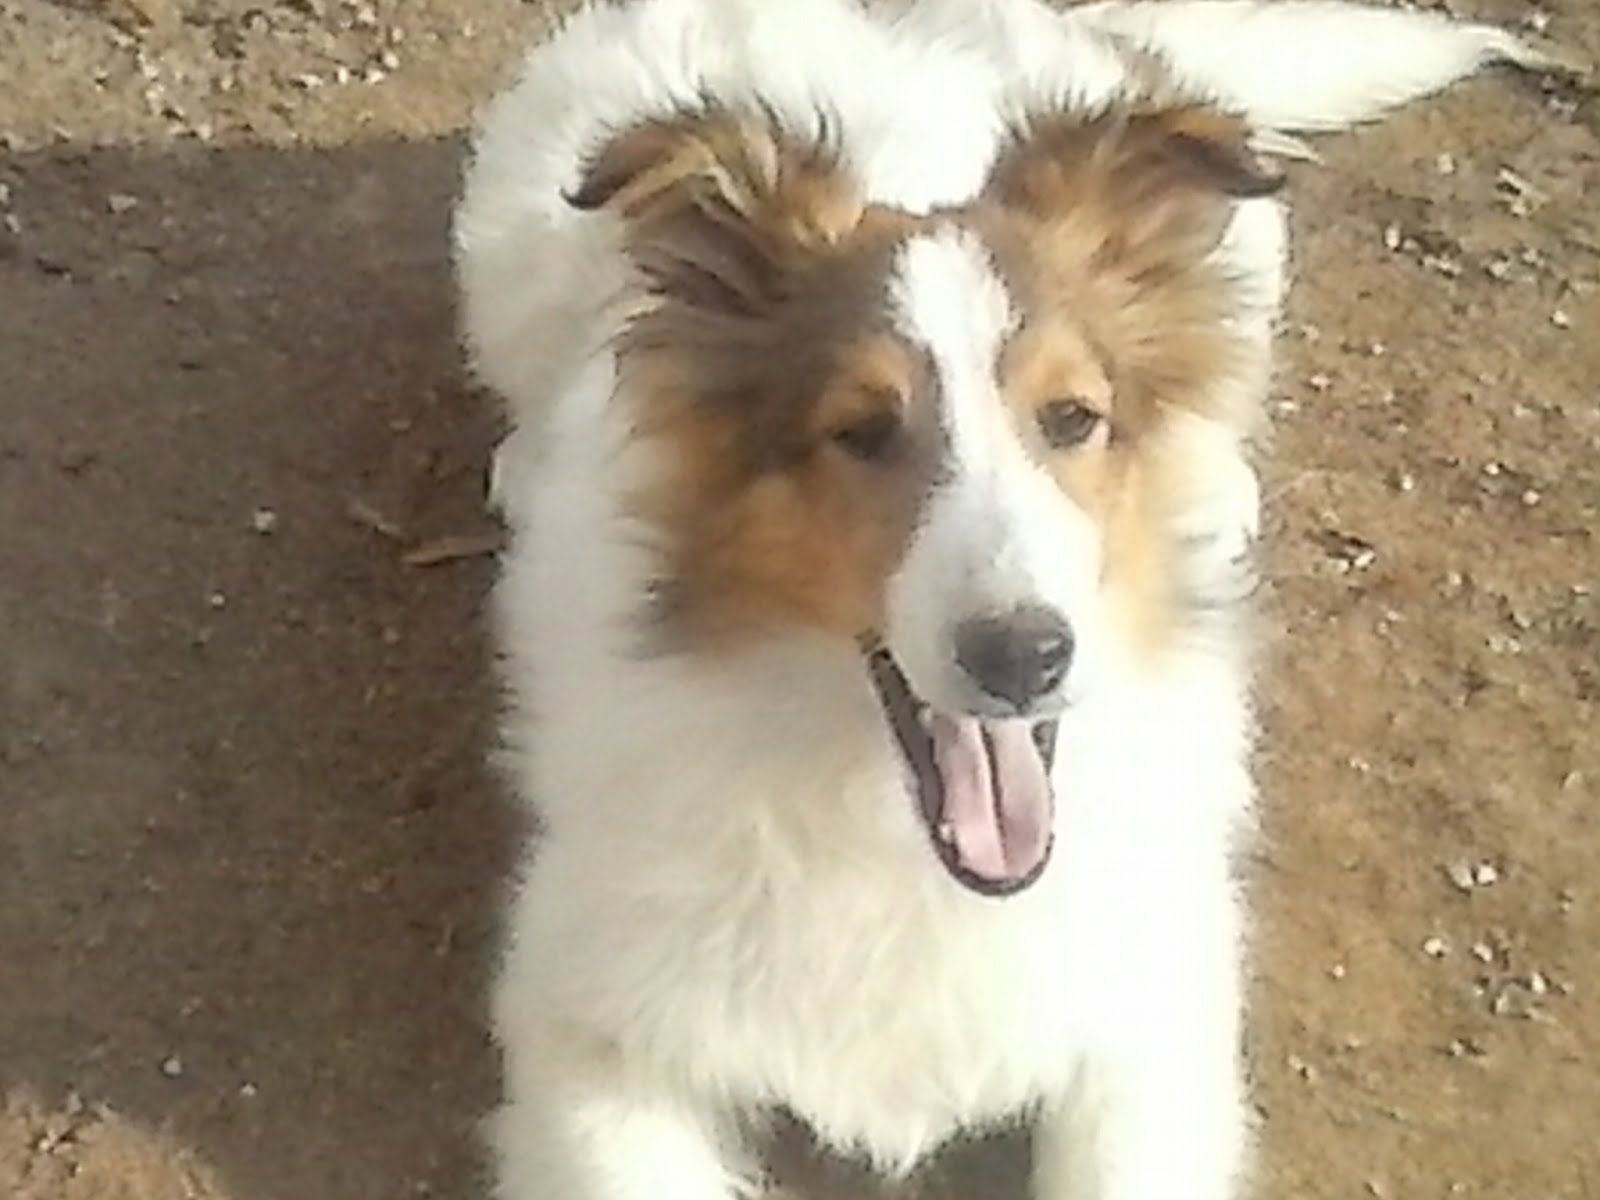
455, 2, 1544, 1198
1073, 0, 1550, 133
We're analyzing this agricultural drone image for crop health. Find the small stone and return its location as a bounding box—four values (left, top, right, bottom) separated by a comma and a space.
1382, 223, 1402, 251
1551, 309, 1572, 329
1528, 971, 1550, 997
1470, 941, 1495, 964
1472, 861, 1500, 887
1435, 152, 1457, 175
378, 49, 400, 70
1485, 258, 1513, 281
207, 590, 227, 609
1286, 1053, 1318, 1083
1329, 963, 1347, 980
1490, 984, 1534, 1018
1394, 472, 1416, 494
250, 507, 278, 534
1446, 860, 1476, 892
1522, 9, 1552, 33
107, 192, 138, 214
1521, 488, 1542, 506
239, 1081, 258, 1098
1422, 935, 1450, 958
160, 1055, 184, 1078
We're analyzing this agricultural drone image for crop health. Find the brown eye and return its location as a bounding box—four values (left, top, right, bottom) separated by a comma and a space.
1037, 399, 1104, 450
831, 410, 903, 463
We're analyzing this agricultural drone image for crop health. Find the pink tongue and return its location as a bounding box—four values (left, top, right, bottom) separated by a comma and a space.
928, 715, 1054, 884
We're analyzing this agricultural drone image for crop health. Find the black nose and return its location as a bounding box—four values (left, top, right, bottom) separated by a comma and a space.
955, 607, 1074, 709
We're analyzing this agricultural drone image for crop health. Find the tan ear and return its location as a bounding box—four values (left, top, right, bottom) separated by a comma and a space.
985, 102, 1282, 259
567, 106, 864, 317
1133, 105, 1284, 200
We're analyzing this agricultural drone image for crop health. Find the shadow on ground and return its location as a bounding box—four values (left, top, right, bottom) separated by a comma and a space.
0, 134, 510, 1200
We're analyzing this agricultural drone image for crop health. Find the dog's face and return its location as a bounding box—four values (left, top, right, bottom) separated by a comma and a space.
572, 100, 1275, 892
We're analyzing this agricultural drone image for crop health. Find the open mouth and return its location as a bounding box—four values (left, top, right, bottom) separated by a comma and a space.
866, 647, 1057, 898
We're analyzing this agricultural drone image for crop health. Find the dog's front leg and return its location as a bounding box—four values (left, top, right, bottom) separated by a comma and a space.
1033, 1017, 1249, 1200
490, 1042, 748, 1200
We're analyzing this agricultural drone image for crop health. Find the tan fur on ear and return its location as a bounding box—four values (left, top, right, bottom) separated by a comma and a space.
567, 105, 865, 317
1135, 105, 1283, 200
984, 100, 1280, 265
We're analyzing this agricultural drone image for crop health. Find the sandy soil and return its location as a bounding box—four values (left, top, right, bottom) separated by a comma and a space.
2, 1, 1597, 1197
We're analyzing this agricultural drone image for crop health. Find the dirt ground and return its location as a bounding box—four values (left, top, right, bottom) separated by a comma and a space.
1, 0, 1596, 1197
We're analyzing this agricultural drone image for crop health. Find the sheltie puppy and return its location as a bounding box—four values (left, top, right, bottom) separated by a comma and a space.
454, 2, 1548, 1197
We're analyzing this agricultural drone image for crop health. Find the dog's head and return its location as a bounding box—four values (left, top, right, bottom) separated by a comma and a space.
571, 98, 1276, 892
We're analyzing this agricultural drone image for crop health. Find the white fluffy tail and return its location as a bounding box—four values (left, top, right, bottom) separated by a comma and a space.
1074, 0, 1559, 133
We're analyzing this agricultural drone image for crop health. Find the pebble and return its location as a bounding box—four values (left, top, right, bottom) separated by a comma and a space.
1286, 1053, 1318, 1083
160, 1055, 184, 1078
1551, 309, 1572, 329
1422, 934, 1450, 958
107, 192, 138, 214
1490, 983, 1536, 1018
250, 507, 278, 534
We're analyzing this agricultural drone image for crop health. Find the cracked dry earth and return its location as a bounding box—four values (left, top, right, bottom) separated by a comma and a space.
2, 1, 1597, 1198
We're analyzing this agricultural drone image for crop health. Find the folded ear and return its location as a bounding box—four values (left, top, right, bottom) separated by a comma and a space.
985, 102, 1282, 260
568, 106, 864, 319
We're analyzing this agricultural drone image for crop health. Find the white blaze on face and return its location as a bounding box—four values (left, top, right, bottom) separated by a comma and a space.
883, 227, 1105, 715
